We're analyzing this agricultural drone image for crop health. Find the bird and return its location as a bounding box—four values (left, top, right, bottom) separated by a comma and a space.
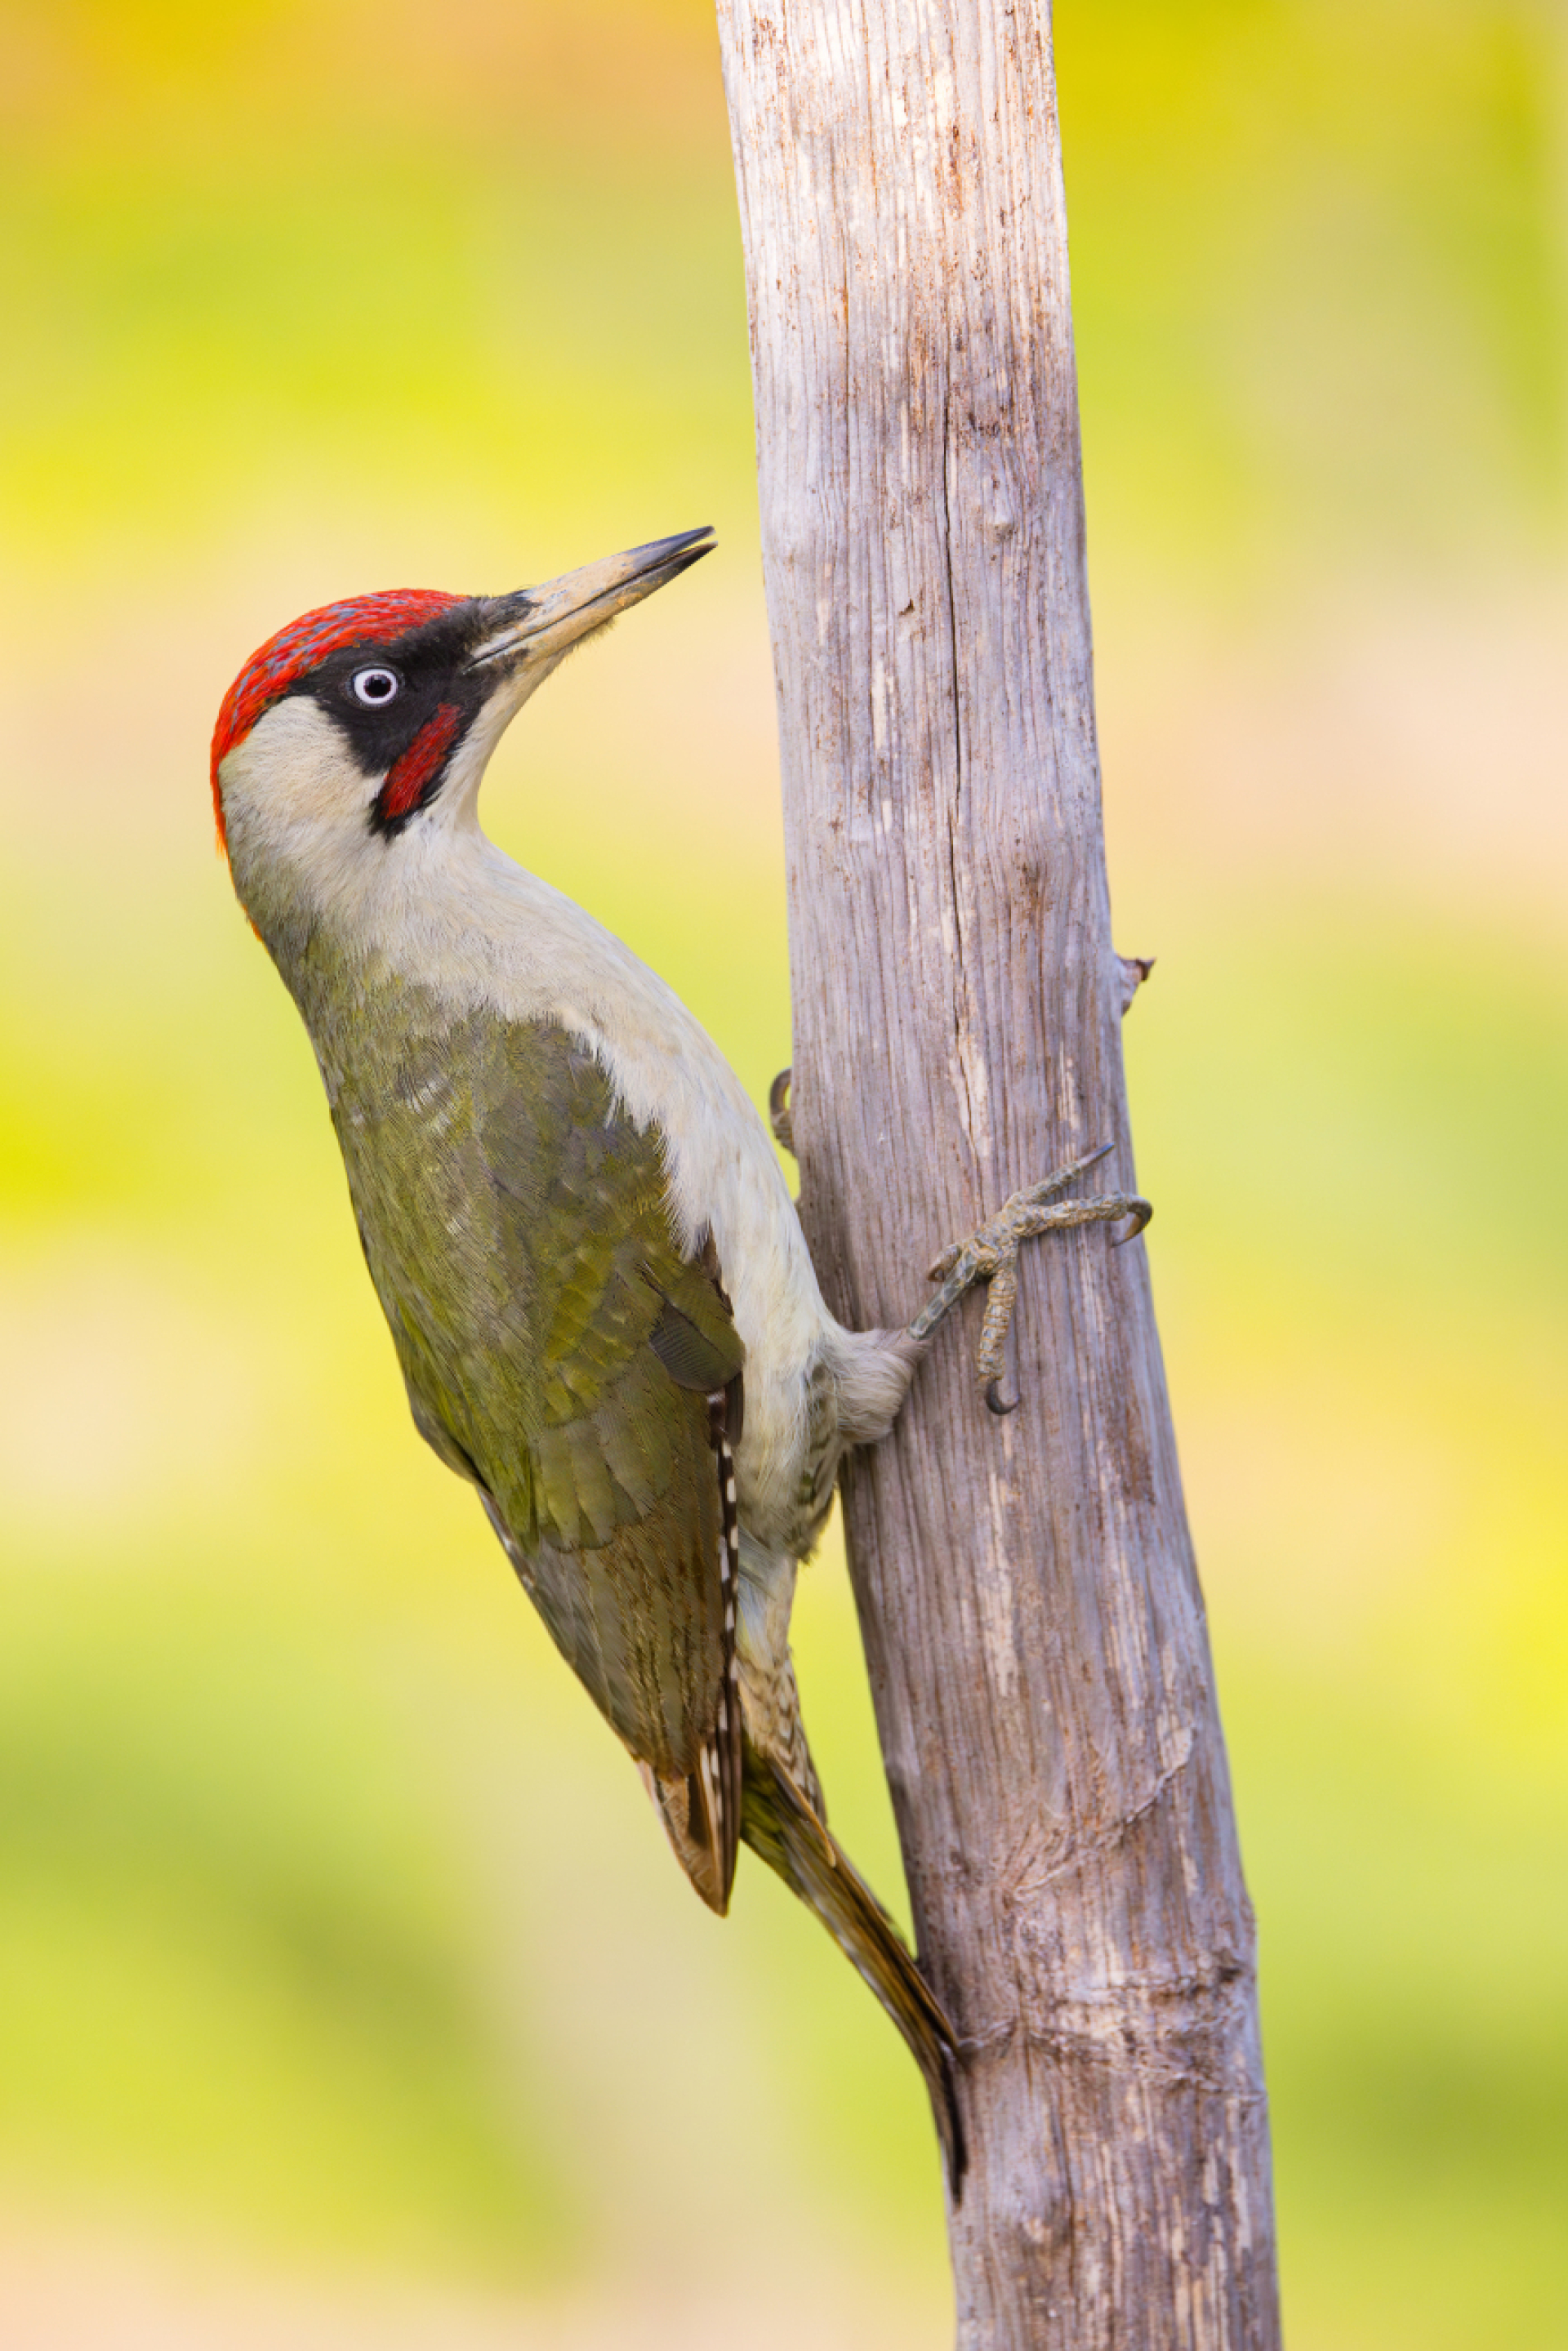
210, 526, 1150, 2184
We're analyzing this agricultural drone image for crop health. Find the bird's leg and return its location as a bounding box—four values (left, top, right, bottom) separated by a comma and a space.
768, 1075, 1147, 1419
909, 1143, 1152, 1416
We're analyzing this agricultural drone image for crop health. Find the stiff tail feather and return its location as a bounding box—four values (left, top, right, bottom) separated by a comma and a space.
741, 1740, 966, 2188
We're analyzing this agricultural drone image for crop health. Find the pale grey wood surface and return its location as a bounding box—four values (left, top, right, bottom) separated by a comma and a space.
712, 5, 1282, 2344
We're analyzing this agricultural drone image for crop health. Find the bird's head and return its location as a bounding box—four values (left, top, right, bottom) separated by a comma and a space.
212, 527, 714, 927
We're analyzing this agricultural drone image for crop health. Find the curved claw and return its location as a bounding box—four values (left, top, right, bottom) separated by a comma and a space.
1110, 1197, 1153, 1247
768, 1066, 795, 1156
985, 1379, 1020, 1418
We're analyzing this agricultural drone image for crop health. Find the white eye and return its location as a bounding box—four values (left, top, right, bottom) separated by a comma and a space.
352, 666, 400, 706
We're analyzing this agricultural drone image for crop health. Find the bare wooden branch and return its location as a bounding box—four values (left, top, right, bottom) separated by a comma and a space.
712, 5, 1281, 2344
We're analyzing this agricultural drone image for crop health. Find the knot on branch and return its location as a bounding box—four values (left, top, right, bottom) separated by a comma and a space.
1118, 953, 1156, 1015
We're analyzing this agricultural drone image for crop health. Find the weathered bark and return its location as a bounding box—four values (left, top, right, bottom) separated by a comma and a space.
712, 7, 1281, 2347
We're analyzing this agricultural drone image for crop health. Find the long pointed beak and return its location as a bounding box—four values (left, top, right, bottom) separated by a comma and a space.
466, 527, 715, 671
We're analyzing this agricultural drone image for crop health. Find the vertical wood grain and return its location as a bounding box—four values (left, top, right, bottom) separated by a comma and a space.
713, 4, 1282, 2344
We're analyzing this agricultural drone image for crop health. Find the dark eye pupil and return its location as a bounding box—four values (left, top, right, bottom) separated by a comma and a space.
364, 673, 392, 698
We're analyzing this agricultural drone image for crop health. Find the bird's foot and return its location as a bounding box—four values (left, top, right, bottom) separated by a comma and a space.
908, 1142, 1151, 1415
769, 1067, 795, 1157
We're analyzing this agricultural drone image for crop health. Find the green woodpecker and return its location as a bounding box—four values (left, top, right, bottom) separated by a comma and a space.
211, 528, 1149, 2182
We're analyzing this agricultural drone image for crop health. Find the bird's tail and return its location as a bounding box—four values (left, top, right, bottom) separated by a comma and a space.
741, 1739, 965, 2188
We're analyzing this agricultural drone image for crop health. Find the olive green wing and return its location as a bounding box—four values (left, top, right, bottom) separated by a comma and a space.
333, 1007, 742, 1908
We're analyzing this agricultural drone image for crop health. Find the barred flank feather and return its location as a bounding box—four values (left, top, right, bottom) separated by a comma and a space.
639, 1400, 743, 1912
741, 1742, 966, 2188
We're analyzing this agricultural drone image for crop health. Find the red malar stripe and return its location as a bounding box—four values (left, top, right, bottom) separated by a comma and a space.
378, 701, 463, 824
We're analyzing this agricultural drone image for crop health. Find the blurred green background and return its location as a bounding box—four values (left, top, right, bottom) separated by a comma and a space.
0, 1, 1564, 2344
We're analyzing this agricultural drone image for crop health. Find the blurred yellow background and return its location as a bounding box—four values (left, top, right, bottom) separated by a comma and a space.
0, 1, 1563, 2344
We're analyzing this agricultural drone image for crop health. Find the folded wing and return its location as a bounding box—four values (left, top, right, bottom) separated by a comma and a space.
336, 1008, 744, 1908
